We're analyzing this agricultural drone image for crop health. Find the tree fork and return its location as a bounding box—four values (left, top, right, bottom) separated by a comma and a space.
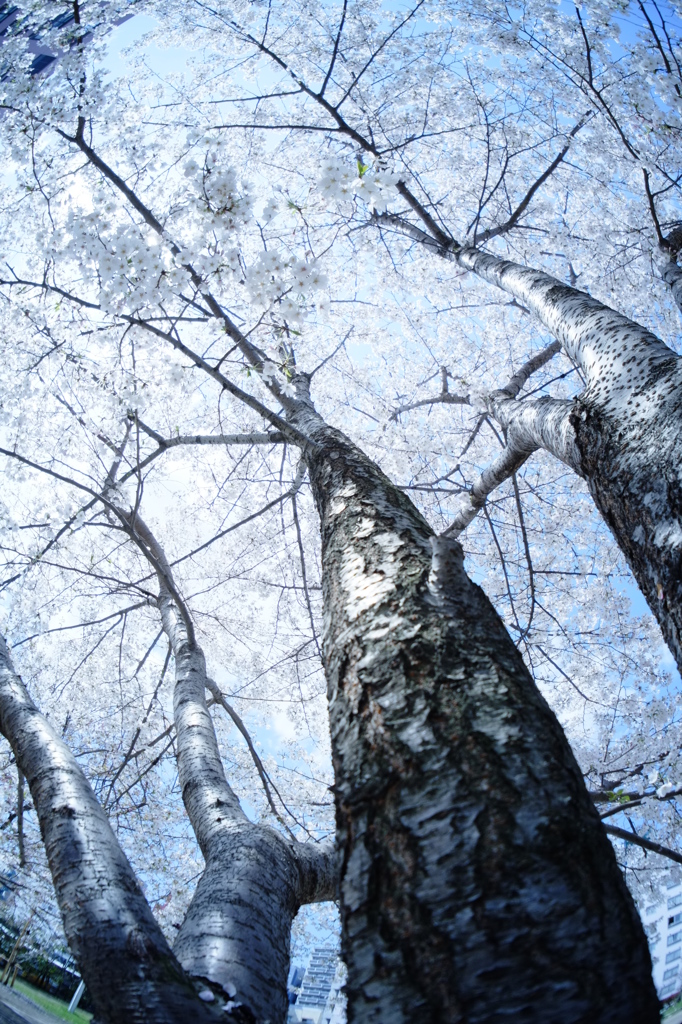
124, 509, 337, 1023
454, 246, 682, 674
289, 375, 658, 1023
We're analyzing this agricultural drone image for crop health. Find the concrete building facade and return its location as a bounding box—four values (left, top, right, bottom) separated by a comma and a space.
287, 948, 345, 1024
643, 876, 682, 1003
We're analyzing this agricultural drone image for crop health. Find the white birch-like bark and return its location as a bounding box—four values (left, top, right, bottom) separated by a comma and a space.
286, 373, 658, 1024
0, 635, 221, 1024
455, 246, 682, 672
447, 395, 580, 536
660, 258, 682, 314
123, 513, 336, 1024
439, 341, 579, 535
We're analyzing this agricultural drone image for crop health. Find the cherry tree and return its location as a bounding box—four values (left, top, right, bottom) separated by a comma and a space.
0, 1, 678, 1022
114, 0, 682, 890
161, 0, 682, 679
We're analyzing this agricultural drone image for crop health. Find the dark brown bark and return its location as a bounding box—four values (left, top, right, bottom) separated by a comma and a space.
289, 376, 659, 1024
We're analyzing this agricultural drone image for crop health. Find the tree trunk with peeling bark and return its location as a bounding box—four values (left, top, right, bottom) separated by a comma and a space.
0, 358, 667, 1023
289, 376, 658, 1024
456, 247, 682, 676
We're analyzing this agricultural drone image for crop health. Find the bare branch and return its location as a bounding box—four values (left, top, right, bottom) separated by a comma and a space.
495, 341, 562, 399
391, 390, 470, 420
443, 442, 535, 537
605, 823, 682, 866
204, 679, 297, 838
476, 114, 592, 244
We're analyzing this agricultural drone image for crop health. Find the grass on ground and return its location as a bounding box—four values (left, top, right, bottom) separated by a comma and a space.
9, 977, 91, 1023
663, 994, 682, 1019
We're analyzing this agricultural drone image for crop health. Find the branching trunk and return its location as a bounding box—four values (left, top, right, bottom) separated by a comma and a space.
447, 394, 580, 536
171, 638, 335, 1024
457, 246, 682, 672
0, 636, 220, 1024
289, 375, 657, 1024
124, 512, 336, 1024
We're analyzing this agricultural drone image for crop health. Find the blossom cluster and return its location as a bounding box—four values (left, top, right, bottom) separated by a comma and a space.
245, 251, 329, 321
317, 157, 399, 214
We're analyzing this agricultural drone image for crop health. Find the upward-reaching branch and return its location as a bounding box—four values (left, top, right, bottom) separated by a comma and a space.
392, 341, 568, 537
475, 115, 592, 244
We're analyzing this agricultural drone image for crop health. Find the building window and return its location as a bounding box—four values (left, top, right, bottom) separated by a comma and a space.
667, 950, 681, 963
669, 894, 682, 910
668, 932, 682, 947
664, 968, 680, 980
670, 913, 682, 927
30, 53, 56, 74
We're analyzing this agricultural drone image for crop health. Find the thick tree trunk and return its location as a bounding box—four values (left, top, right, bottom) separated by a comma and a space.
289, 376, 658, 1024
126, 513, 336, 1024
457, 246, 682, 673
0, 636, 220, 1024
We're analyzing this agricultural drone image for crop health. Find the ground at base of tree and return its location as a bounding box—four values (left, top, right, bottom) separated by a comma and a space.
663, 998, 682, 1024
2, 980, 90, 1024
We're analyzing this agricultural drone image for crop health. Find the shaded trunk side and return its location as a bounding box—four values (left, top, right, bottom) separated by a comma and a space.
571, 392, 682, 672
660, 256, 682, 315
0, 636, 220, 1024
290, 381, 658, 1024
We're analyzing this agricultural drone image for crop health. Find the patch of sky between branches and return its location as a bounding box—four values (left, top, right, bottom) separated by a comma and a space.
99, 14, 184, 81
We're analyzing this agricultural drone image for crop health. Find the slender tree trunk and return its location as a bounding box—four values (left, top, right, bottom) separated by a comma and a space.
125, 513, 336, 1024
456, 246, 682, 673
0, 635, 221, 1024
289, 374, 658, 1024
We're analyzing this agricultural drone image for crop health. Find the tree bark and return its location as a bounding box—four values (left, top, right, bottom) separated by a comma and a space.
124, 512, 336, 1024
288, 375, 658, 1024
456, 246, 682, 673
16, 769, 25, 869
170, 639, 335, 1024
660, 259, 682, 313
447, 393, 580, 536
0, 635, 221, 1024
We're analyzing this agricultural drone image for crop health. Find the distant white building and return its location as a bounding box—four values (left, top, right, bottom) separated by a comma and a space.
287, 948, 345, 1024
643, 876, 682, 1002
0, 1, 134, 77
